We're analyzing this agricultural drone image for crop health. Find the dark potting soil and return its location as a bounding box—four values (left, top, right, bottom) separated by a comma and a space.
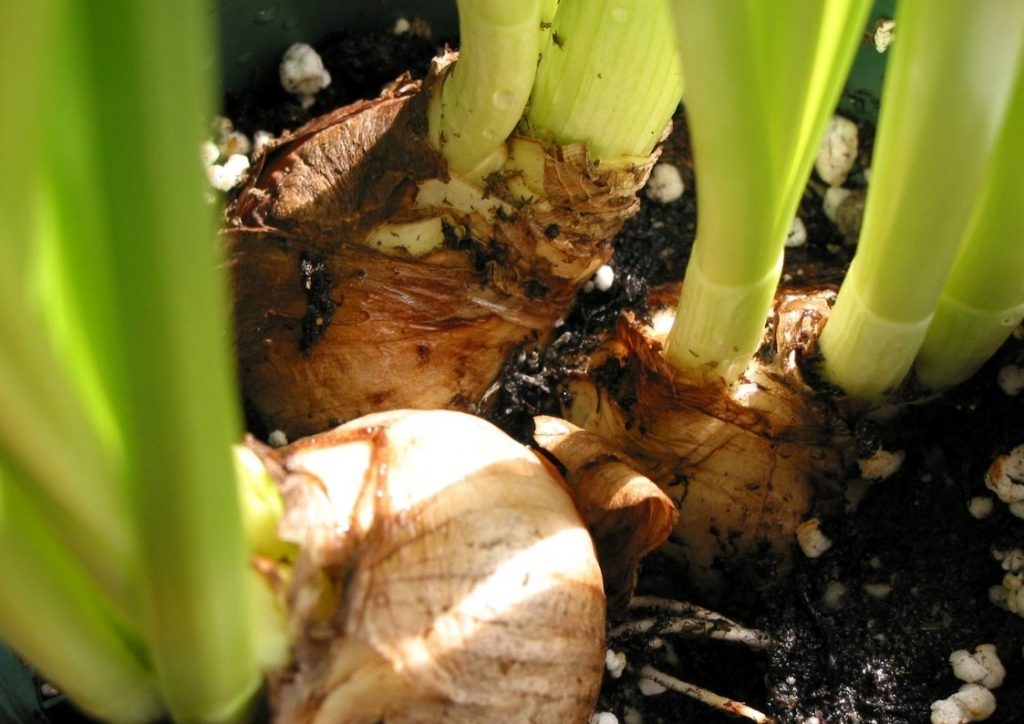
224, 26, 445, 137
216, 25, 1024, 724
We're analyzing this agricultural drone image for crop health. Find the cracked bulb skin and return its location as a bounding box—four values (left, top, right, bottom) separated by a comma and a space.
561, 285, 852, 599
227, 53, 660, 437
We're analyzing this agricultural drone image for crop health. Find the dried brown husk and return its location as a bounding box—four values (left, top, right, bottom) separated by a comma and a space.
227, 53, 659, 437
561, 285, 854, 598
533, 415, 677, 614
252, 409, 606, 723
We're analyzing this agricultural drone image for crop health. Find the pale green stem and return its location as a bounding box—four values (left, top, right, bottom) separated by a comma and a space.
435, 0, 543, 175
234, 445, 297, 561
526, 0, 684, 162
233, 447, 294, 671
73, 0, 261, 717
0, 463, 163, 723
819, 0, 1024, 399
663, 0, 871, 382
246, 567, 292, 675
914, 65, 1024, 389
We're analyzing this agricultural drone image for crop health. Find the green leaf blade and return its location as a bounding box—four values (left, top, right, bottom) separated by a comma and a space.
74, 1, 261, 717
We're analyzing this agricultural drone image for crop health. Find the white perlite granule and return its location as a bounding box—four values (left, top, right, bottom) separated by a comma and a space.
206, 154, 251, 191
823, 186, 851, 223
994, 548, 1024, 573
997, 365, 1024, 396
593, 264, 615, 292
858, 448, 905, 481
949, 644, 1005, 689
985, 445, 1024, 505
930, 684, 996, 723
968, 497, 994, 519
605, 649, 627, 679
280, 43, 332, 108
253, 130, 276, 155
863, 583, 892, 600
644, 163, 685, 204
785, 216, 807, 248
872, 19, 896, 53
796, 518, 833, 558
991, 571, 1024, 617
219, 130, 251, 158
822, 581, 848, 611
815, 115, 859, 187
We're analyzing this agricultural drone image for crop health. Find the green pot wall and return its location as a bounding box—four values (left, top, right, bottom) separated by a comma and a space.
840, 0, 896, 122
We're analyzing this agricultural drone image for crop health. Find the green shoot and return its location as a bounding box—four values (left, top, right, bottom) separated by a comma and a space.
818, 0, 1024, 399
1, 0, 271, 718
73, 0, 261, 716
663, 0, 871, 382
0, 0, 136, 612
525, 0, 684, 162
914, 66, 1024, 389
0, 463, 162, 722
234, 445, 298, 561
434, 0, 544, 175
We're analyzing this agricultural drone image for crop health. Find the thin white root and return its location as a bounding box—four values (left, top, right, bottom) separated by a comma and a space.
638, 665, 773, 724
611, 596, 770, 650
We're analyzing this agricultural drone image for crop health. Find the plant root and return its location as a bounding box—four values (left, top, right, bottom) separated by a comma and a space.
638, 665, 773, 724
611, 596, 770, 650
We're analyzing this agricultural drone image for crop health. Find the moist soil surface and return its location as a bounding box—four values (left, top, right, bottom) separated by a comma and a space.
207, 24, 1024, 724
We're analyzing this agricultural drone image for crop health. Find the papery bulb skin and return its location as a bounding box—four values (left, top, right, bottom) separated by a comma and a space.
561, 286, 853, 600
253, 410, 607, 723
227, 53, 660, 437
